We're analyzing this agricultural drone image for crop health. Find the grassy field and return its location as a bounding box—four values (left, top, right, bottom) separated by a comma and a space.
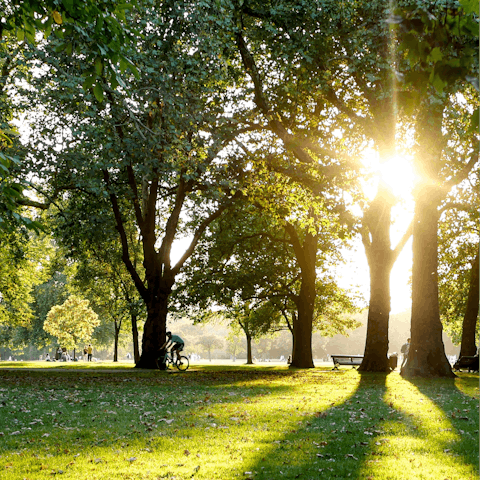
0, 362, 477, 480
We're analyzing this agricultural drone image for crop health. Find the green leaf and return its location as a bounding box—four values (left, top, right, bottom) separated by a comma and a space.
428, 47, 443, 63
119, 57, 128, 73
83, 75, 96, 90
93, 84, 104, 102
95, 57, 103, 76
459, 0, 479, 15
467, 109, 479, 135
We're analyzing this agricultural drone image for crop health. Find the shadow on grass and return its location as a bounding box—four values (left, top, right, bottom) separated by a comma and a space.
404, 374, 479, 471
0, 367, 364, 479
1, 367, 477, 480
237, 370, 390, 479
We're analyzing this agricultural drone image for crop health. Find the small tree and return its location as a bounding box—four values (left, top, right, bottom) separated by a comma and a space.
225, 331, 245, 361
196, 335, 224, 362
44, 295, 99, 359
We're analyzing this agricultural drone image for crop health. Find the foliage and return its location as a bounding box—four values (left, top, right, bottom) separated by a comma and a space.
0, 0, 138, 95
438, 165, 480, 344
0, 230, 53, 331
44, 294, 100, 350
391, 0, 479, 129
196, 334, 224, 361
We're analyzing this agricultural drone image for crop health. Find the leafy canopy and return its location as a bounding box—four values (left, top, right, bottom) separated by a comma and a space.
44, 295, 99, 349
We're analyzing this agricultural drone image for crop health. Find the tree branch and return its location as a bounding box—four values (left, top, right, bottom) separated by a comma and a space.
102, 168, 148, 300
171, 193, 242, 276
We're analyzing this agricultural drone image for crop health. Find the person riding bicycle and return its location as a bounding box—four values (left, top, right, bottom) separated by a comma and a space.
161, 332, 185, 364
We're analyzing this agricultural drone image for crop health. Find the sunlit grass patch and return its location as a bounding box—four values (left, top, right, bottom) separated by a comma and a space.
0, 366, 477, 479
359, 374, 479, 480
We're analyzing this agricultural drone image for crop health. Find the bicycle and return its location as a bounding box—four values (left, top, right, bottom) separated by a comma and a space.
158, 349, 189, 371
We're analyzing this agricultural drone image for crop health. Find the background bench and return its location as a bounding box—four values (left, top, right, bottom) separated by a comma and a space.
453, 355, 479, 373
331, 354, 363, 370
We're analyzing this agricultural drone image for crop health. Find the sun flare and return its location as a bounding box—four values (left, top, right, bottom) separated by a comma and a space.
361, 149, 416, 201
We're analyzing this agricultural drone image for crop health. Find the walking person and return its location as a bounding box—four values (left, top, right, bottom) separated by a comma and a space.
87, 344, 93, 362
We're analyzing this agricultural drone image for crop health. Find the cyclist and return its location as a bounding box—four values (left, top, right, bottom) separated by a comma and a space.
161, 331, 185, 365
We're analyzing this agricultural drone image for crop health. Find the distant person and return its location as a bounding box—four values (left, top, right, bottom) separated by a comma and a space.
87, 344, 93, 362
160, 332, 185, 363
45, 353, 50, 361
401, 338, 411, 368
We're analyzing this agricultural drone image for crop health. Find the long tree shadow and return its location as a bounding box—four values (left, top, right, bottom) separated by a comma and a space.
0, 367, 367, 479
1, 367, 478, 479
240, 370, 479, 480
0, 367, 343, 479
238, 370, 390, 479
355, 373, 479, 480
402, 373, 479, 471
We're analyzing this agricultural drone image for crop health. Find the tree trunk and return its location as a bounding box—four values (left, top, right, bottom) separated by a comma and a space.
246, 334, 253, 364
459, 249, 479, 357
131, 313, 140, 363
290, 232, 316, 369
403, 187, 454, 377
113, 322, 120, 362
135, 292, 169, 369
358, 259, 392, 371
402, 102, 454, 378
359, 184, 396, 372
291, 291, 314, 368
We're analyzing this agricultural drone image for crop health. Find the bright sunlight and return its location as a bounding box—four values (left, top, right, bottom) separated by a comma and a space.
361, 149, 416, 202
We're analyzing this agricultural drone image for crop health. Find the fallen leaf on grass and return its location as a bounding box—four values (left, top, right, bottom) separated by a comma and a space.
159, 418, 174, 424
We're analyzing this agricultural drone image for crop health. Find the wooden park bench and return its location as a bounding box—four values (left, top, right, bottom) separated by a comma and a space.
331, 354, 363, 370
453, 355, 479, 373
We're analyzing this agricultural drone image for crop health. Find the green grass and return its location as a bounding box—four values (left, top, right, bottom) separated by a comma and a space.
0, 364, 477, 480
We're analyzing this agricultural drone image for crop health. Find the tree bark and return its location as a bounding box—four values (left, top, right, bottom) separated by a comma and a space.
403, 185, 454, 377
359, 256, 393, 371
359, 185, 396, 372
135, 290, 170, 369
459, 249, 479, 357
291, 290, 314, 368
246, 333, 253, 364
402, 103, 454, 378
113, 322, 120, 362
131, 313, 140, 363
288, 226, 317, 369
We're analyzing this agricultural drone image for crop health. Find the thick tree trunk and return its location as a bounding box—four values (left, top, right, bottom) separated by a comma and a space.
246, 334, 253, 364
359, 184, 396, 372
135, 292, 169, 369
290, 298, 314, 368
359, 258, 392, 372
402, 102, 454, 378
290, 254, 316, 369
131, 313, 140, 363
403, 186, 454, 378
459, 249, 479, 357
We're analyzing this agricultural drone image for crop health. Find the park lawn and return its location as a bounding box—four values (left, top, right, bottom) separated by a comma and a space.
0, 365, 477, 480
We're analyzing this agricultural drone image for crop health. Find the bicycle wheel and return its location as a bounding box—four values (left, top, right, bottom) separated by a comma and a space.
156, 355, 170, 370
175, 355, 189, 371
